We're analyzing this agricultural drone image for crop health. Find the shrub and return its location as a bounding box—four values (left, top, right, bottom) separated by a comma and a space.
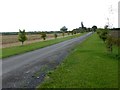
106, 35, 113, 53
97, 29, 109, 42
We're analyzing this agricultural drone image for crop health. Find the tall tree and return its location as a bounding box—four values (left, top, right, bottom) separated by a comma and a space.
18, 29, 27, 45
92, 25, 97, 32
81, 22, 87, 32
81, 22, 84, 29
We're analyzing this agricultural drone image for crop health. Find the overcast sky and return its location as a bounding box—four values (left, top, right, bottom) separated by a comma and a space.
0, 0, 119, 32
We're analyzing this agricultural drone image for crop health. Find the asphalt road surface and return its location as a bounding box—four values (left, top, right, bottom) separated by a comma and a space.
2, 32, 93, 88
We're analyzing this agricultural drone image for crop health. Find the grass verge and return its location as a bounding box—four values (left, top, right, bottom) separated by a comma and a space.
1, 33, 86, 58
37, 33, 118, 88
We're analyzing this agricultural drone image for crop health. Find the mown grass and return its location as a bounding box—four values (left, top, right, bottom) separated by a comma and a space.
37, 33, 118, 88
1, 33, 86, 58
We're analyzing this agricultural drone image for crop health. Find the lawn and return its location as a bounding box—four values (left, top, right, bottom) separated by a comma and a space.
37, 33, 118, 88
1, 33, 86, 58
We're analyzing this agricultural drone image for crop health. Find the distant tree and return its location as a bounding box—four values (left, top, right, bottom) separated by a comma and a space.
81, 22, 84, 29
73, 28, 80, 34
87, 28, 91, 32
80, 29, 84, 33
71, 31, 74, 35
54, 33, 57, 39
72, 29, 77, 34
92, 25, 97, 32
81, 22, 87, 32
60, 26, 68, 37
18, 29, 27, 45
41, 32, 47, 40
96, 29, 101, 35
67, 31, 70, 35
60, 26, 68, 32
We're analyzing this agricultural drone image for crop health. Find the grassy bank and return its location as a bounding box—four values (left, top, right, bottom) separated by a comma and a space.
38, 33, 118, 88
1, 33, 86, 58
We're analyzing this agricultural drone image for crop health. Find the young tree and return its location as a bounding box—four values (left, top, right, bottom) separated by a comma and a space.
41, 32, 47, 40
54, 33, 57, 39
18, 29, 27, 45
99, 29, 109, 43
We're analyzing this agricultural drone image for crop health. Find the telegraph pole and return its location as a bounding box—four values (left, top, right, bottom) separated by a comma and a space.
118, 1, 120, 28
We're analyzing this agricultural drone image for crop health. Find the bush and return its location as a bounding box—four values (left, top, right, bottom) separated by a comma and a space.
106, 35, 113, 52
97, 29, 109, 42
97, 29, 120, 54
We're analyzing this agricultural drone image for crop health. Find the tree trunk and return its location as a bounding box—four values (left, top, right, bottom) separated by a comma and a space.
22, 42, 23, 45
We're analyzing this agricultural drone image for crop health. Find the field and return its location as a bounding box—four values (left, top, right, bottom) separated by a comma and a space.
1, 33, 68, 48
110, 30, 120, 38
38, 33, 118, 88
1, 33, 86, 58
2, 30, 118, 48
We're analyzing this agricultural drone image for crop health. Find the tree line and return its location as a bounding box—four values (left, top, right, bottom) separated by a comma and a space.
18, 22, 98, 45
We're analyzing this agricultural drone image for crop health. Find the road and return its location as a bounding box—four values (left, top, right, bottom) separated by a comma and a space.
2, 32, 93, 88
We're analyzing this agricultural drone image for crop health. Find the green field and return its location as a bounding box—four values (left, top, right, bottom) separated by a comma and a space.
38, 33, 118, 88
1, 33, 86, 58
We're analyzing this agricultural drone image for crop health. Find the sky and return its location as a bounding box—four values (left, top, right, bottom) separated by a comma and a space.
0, 0, 119, 32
